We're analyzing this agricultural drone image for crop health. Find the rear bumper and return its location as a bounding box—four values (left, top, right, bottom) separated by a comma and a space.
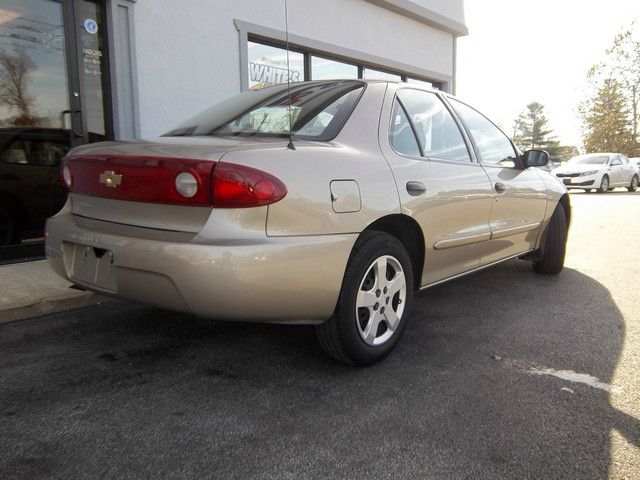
45, 214, 356, 324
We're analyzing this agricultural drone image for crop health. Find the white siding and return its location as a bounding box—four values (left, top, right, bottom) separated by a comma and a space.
128, 0, 463, 138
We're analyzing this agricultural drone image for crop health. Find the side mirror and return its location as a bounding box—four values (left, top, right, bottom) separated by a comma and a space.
522, 149, 550, 168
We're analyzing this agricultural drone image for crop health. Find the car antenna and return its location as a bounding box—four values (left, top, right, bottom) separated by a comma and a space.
284, 0, 296, 150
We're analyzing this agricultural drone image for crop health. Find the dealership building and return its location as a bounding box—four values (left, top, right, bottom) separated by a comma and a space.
0, 0, 467, 261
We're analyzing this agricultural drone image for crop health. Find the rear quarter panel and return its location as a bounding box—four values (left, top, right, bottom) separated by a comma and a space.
219, 82, 401, 236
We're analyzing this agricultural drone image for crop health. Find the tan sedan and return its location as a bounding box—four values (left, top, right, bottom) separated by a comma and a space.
46, 80, 570, 365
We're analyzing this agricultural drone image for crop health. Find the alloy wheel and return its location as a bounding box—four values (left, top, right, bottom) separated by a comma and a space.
601, 177, 609, 191
355, 255, 407, 346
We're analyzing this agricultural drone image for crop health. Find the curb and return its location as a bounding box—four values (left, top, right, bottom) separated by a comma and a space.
0, 291, 111, 325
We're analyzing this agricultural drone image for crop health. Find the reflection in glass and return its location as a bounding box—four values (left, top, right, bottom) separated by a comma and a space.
390, 100, 420, 157
0, 0, 71, 249
247, 41, 304, 89
397, 89, 470, 162
0, 0, 69, 129
164, 80, 363, 142
77, 0, 107, 139
311, 56, 358, 80
363, 68, 401, 81
450, 99, 517, 166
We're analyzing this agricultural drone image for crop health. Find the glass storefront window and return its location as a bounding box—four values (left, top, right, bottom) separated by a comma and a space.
363, 68, 401, 81
247, 41, 304, 90
77, 0, 108, 139
0, 0, 70, 130
406, 78, 434, 88
0, 0, 110, 259
311, 56, 358, 80
246, 40, 441, 93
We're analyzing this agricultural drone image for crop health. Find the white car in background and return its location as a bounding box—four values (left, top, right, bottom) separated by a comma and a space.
554, 153, 639, 193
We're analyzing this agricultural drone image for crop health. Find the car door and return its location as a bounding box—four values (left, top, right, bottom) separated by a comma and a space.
619, 154, 634, 185
608, 155, 624, 186
379, 87, 495, 286
448, 98, 548, 264
21, 131, 71, 217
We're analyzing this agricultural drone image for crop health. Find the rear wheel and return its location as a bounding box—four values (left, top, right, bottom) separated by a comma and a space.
597, 175, 609, 193
533, 205, 567, 275
316, 231, 413, 365
628, 175, 638, 192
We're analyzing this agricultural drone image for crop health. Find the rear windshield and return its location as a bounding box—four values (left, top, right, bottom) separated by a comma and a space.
162, 80, 365, 141
568, 154, 609, 165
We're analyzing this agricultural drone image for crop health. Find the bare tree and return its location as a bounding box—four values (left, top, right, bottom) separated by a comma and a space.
0, 46, 36, 125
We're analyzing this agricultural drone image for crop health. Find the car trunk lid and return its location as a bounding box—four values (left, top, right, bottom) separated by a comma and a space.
64, 137, 284, 232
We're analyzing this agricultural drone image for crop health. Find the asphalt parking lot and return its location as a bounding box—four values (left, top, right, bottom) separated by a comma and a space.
1, 191, 639, 479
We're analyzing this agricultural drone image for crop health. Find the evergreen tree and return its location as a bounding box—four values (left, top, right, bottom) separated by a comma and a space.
513, 102, 557, 152
581, 78, 636, 155
586, 23, 640, 155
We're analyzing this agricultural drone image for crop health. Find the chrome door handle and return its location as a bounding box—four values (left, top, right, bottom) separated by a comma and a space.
406, 181, 426, 196
495, 182, 507, 193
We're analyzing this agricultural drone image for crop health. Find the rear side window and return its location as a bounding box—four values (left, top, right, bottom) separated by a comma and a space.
390, 100, 421, 157
450, 99, 517, 167
163, 80, 364, 142
396, 89, 470, 162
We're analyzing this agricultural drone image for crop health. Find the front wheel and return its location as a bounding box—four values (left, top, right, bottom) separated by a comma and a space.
533, 205, 568, 275
628, 175, 638, 192
316, 231, 414, 365
597, 175, 609, 193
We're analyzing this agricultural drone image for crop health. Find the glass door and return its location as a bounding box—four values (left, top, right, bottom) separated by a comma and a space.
0, 0, 111, 262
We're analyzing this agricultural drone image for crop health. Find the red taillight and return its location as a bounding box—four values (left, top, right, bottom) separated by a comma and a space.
63, 155, 286, 208
64, 155, 215, 206
212, 162, 287, 208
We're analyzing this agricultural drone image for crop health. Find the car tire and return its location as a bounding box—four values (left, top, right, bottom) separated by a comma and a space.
533, 205, 567, 275
316, 231, 414, 365
597, 175, 609, 193
628, 175, 638, 192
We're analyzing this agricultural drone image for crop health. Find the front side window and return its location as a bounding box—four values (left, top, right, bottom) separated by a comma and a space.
396, 89, 470, 162
163, 80, 364, 141
450, 99, 517, 167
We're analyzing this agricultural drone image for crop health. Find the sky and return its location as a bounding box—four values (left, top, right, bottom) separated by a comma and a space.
456, 0, 640, 149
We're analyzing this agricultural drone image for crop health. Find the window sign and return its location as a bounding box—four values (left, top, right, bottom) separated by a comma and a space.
247, 41, 304, 89
311, 56, 358, 80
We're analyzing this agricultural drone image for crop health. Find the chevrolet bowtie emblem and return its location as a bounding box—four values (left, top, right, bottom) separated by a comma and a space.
99, 170, 123, 188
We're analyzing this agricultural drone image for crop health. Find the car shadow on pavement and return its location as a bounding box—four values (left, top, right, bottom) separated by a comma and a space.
0, 260, 638, 479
